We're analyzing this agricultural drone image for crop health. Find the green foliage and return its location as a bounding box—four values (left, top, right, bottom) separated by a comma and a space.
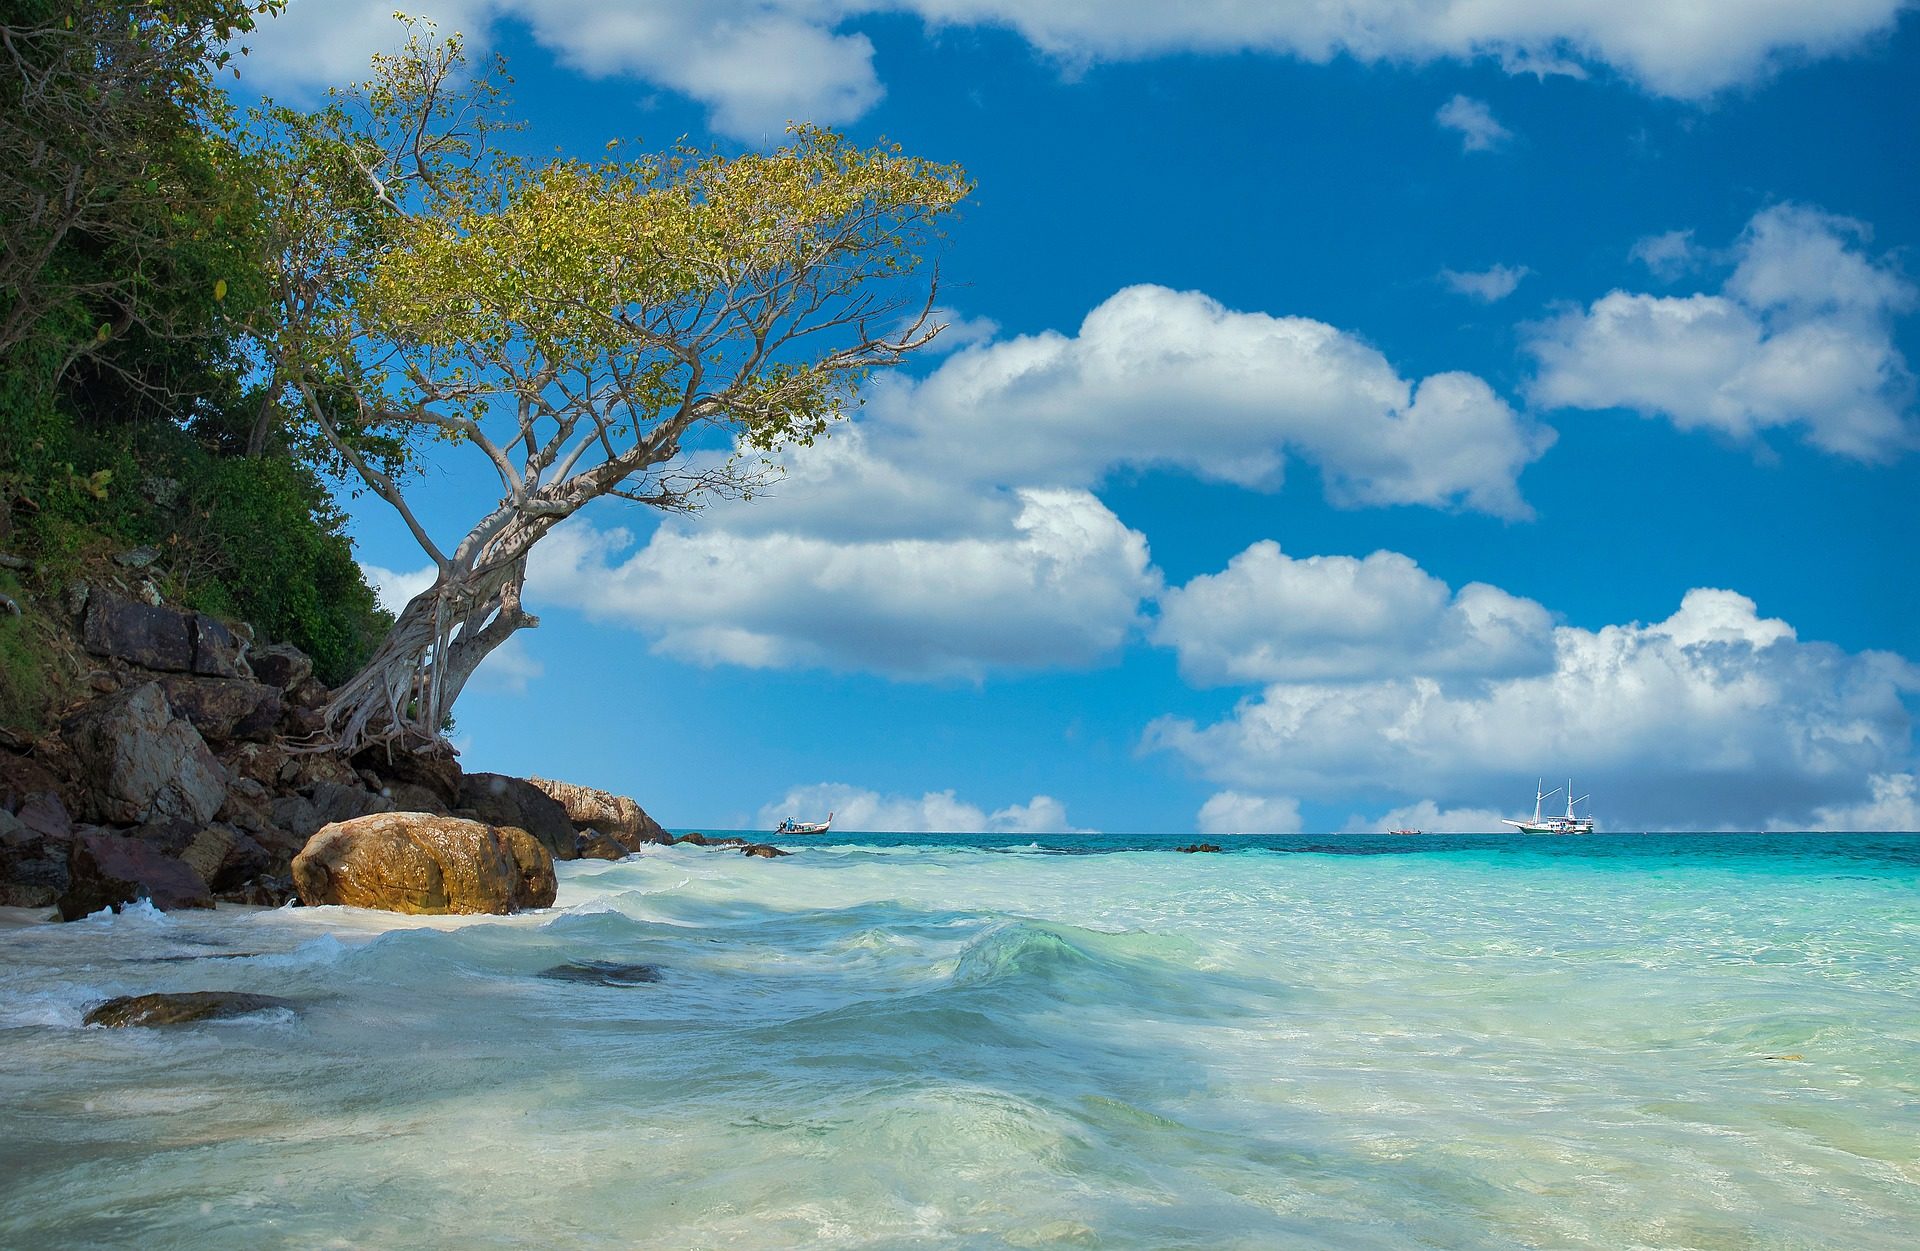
0, 573, 54, 732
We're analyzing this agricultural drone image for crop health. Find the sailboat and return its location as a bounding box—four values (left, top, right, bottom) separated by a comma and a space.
1501, 780, 1596, 835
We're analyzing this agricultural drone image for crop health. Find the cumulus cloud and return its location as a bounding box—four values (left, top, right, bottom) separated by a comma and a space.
1147, 587, 1919, 831
1435, 95, 1513, 151
1196, 791, 1303, 836
872, 285, 1552, 518
528, 488, 1157, 679
1531, 204, 1917, 461
1794, 773, 1920, 832
1154, 541, 1555, 686
756, 783, 1094, 833
242, 0, 1907, 140
361, 562, 437, 615
1339, 799, 1510, 834
1440, 264, 1530, 302
1630, 229, 1701, 280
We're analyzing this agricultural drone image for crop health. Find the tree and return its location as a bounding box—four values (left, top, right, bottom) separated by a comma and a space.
248, 29, 971, 752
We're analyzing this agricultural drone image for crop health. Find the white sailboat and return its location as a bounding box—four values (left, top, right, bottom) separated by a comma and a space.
1501, 780, 1596, 835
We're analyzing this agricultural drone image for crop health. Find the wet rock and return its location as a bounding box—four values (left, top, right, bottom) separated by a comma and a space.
291, 812, 556, 915
575, 828, 628, 861
1177, 843, 1223, 854
527, 775, 668, 849
741, 843, 791, 858
456, 773, 577, 861
536, 960, 663, 986
247, 643, 313, 692
0, 807, 68, 907
674, 832, 709, 846
159, 676, 282, 742
214, 873, 295, 907
85, 990, 295, 1027
62, 683, 227, 825
59, 830, 213, 919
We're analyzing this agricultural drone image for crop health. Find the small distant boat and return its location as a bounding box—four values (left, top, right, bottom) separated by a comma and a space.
774, 812, 833, 836
1501, 780, 1595, 835
1386, 828, 1422, 836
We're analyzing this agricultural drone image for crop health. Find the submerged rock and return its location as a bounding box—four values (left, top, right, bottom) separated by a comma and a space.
1177, 843, 1223, 854
85, 990, 295, 1027
536, 960, 663, 986
741, 843, 791, 858
291, 812, 556, 915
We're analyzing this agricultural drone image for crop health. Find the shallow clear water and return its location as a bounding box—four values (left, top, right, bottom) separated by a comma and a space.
1, 832, 1915, 1249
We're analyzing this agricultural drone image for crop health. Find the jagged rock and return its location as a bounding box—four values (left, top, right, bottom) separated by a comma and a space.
575, 828, 628, 860
176, 824, 237, 885
62, 683, 227, 825
741, 843, 791, 858
220, 741, 289, 789
59, 829, 213, 919
82, 588, 192, 672
291, 812, 556, 915
247, 643, 313, 691
189, 613, 250, 678
85, 991, 295, 1027
276, 751, 359, 793
0, 807, 68, 907
526, 775, 667, 849
287, 676, 330, 711
160, 676, 282, 742
216, 776, 275, 833
456, 773, 577, 861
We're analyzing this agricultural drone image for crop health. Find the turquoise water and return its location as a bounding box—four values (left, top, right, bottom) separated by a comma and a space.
0, 832, 1915, 1249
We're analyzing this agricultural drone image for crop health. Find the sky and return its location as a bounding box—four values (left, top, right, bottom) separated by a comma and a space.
238, 0, 1920, 834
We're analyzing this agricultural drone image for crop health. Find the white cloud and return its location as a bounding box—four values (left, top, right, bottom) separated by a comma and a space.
1196, 791, 1302, 836
1339, 799, 1510, 834
464, 635, 544, 695
1630, 229, 1700, 280
1435, 95, 1513, 152
1441, 264, 1530, 302
361, 562, 437, 615
873, 285, 1552, 519
756, 783, 1093, 833
1154, 541, 1555, 686
242, 1, 1908, 141
1531, 204, 1917, 461
1147, 588, 1920, 831
1795, 773, 1920, 832
528, 488, 1157, 679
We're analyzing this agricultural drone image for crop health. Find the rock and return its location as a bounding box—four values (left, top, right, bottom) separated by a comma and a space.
216, 776, 275, 833
189, 613, 250, 678
0, 750, 70, 812
380, 780, 452, 815
526, 775, 668, 849
85, 991, 295, 1028
674, 832, 709, 846
113, 546, 161, 569
705, 836, 748, 846
455, 773, 577, 861
291, 812, 556, 915
308, 779, 394, 826
536, 961, 663, 986
0, 806, 68, 907
214, 873, 294, 907
81, 587, 193, 672
159, 676, 282, 742
287, 676, 330, 711
63, 580, 89, 618
220, 741, 289, 789
355, 742, 462, 808
741, 843, 791, 858
247, 643, 313, 691
574, 829, 628, 860
276, 750, 359, 793
1177, 843, 1223, 854
59, 830, 214, 919
62, 683, 227, 825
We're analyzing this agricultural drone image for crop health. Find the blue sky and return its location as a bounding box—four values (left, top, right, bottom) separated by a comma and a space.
242, 1, 1919, 834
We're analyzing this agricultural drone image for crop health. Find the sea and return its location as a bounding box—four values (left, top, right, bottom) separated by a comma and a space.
1, 831, 1915, 1250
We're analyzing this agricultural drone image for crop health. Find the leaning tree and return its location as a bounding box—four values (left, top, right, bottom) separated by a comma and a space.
247, 28, 970, 753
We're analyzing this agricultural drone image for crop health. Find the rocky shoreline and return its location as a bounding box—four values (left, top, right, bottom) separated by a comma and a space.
0, 583, 787, 922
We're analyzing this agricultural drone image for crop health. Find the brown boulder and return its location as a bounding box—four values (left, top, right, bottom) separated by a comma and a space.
291, 812, 556, 915
160, 676, 282, 742
575, 828, 628, 860
59, 829, 214, 919
82, 588, 192, 672
85, 991, 295, 1027
456, 773, 578, 861
527, 775, 667, 848
62, 683, 227, 825
248, 643, 313, 691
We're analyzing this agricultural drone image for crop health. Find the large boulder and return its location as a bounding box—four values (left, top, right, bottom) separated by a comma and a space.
291, 813, 557, 915
159, 676, 282, 742
62, 683, 227, 825
456, 773, 578, 861
247, 643, 313, 691
59, 829, 213, 919
527, 776, 668, 849
81, 587, 251, 677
